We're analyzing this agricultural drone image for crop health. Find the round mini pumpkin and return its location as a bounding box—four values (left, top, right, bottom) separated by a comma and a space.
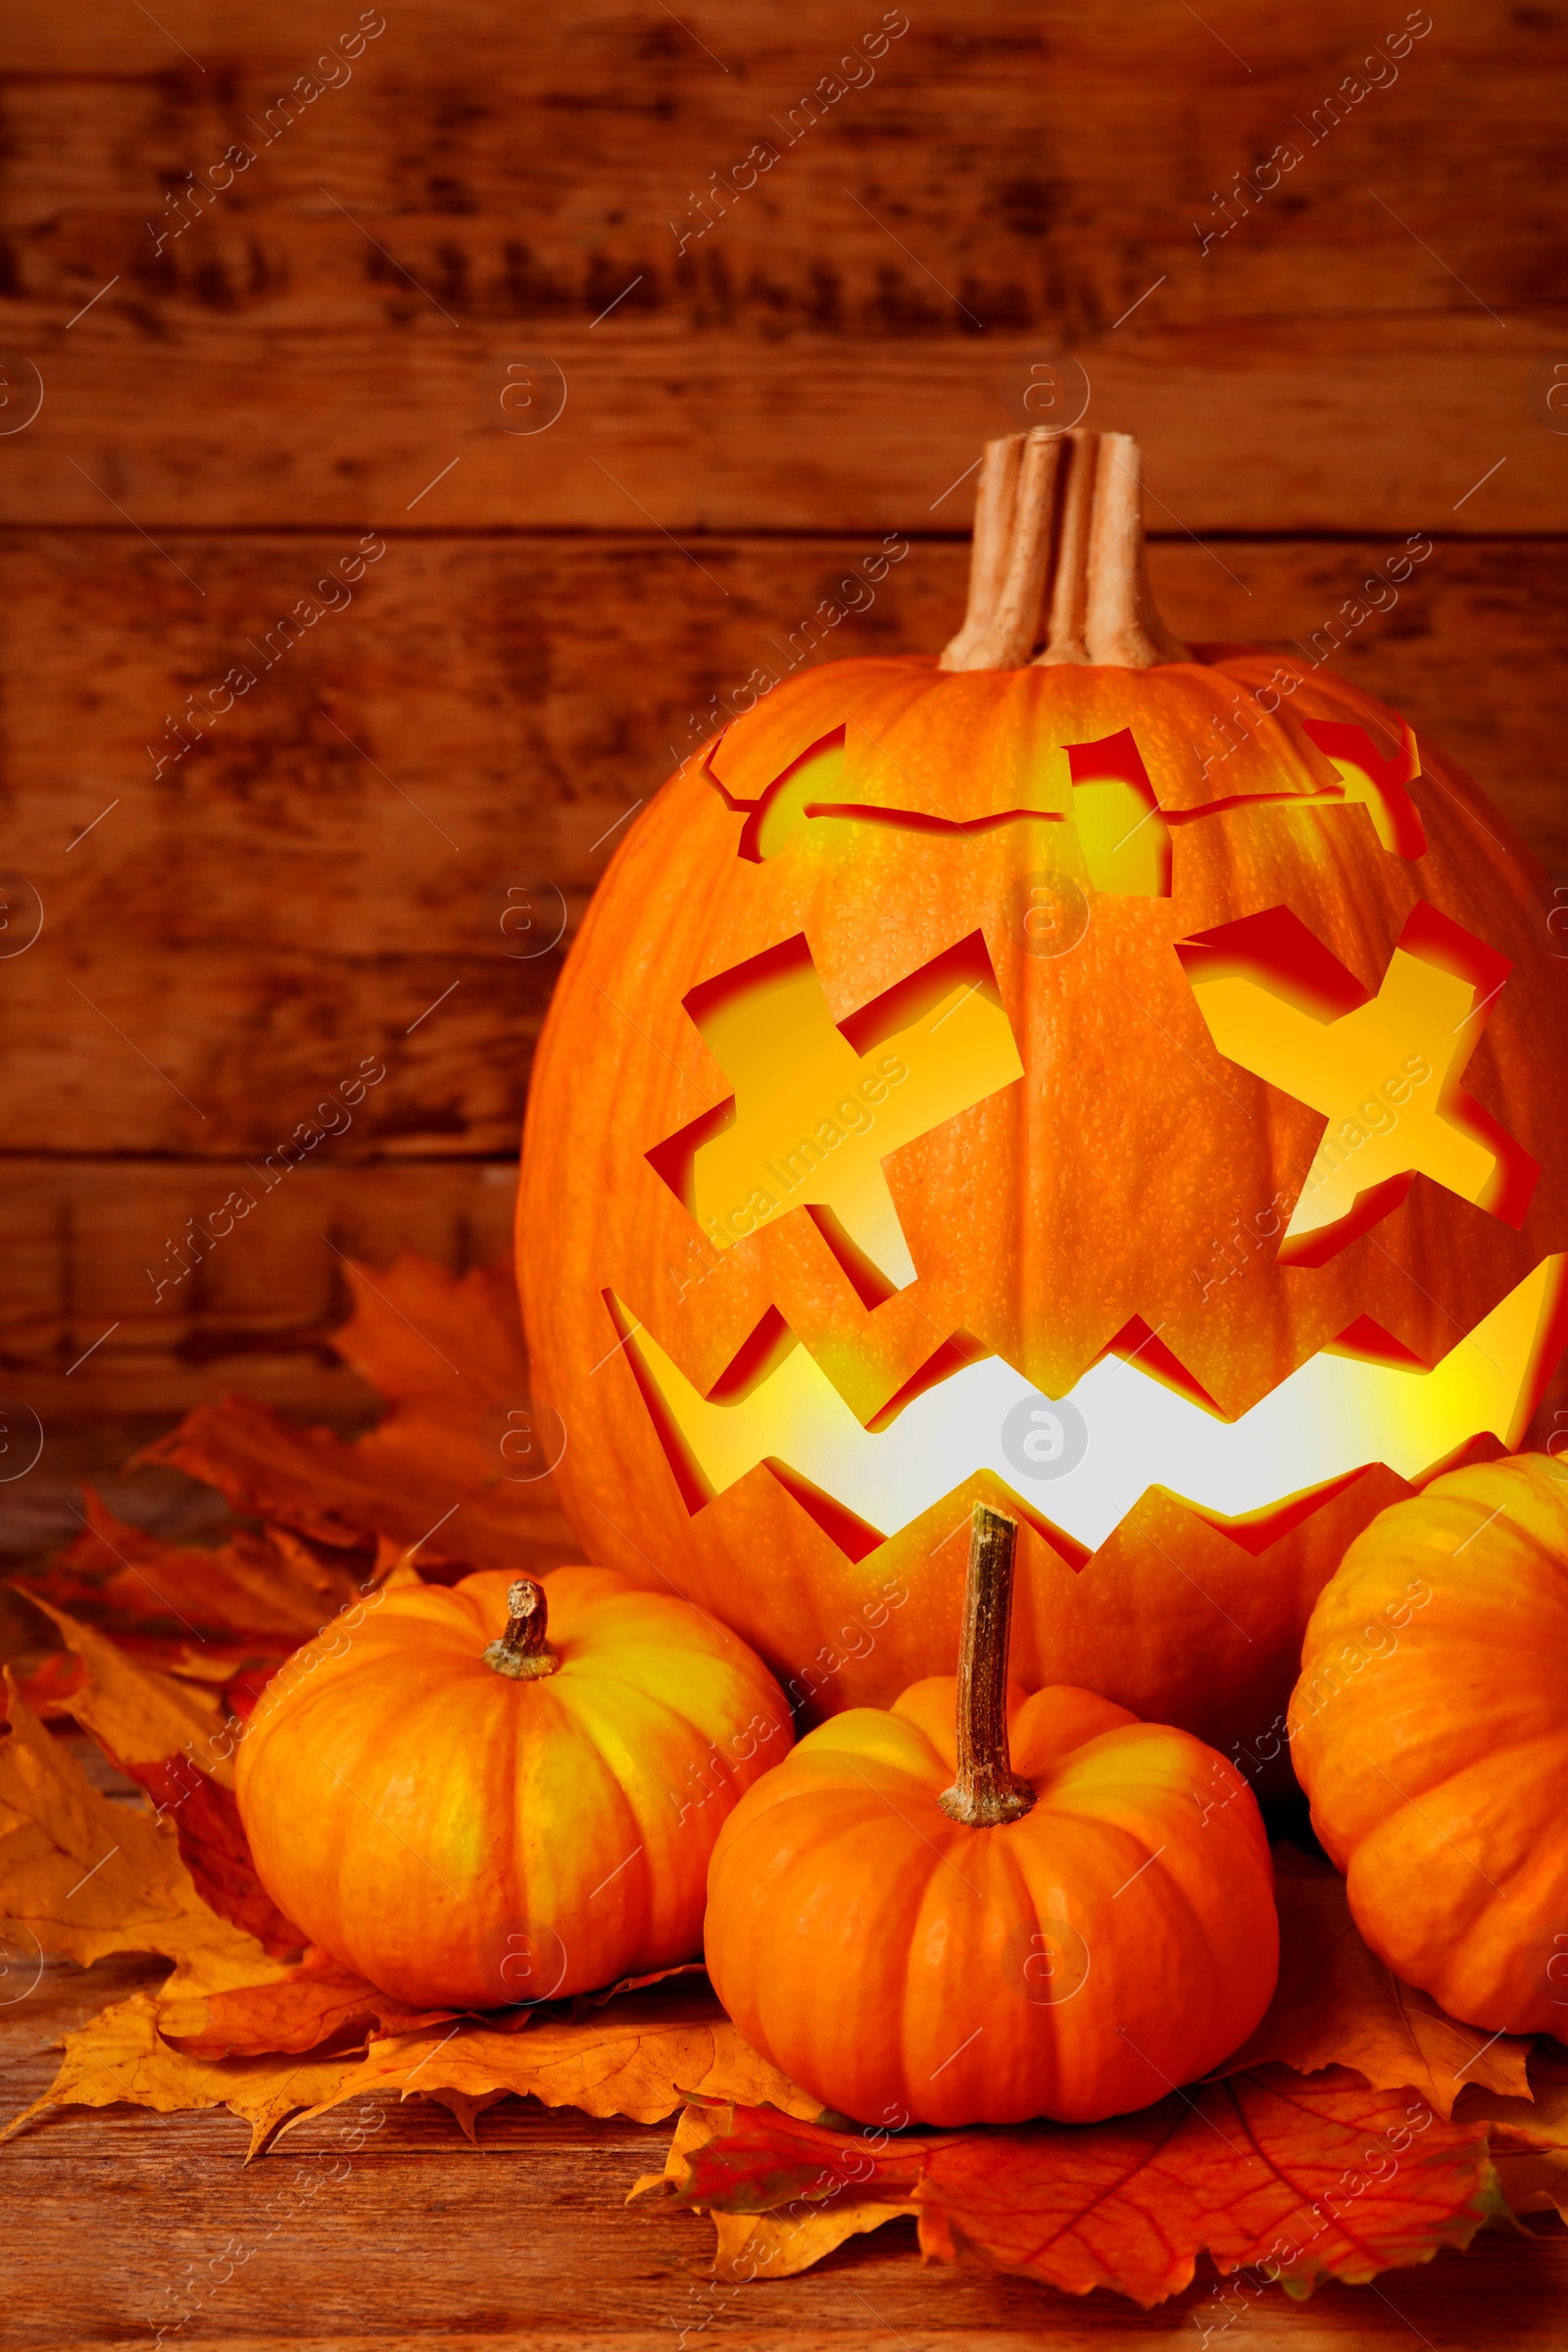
1289, 1453, 1568, 2034
518, 424, 1568, 1766
704, 1505, 1278, 2125
234, 1565, 790, 2006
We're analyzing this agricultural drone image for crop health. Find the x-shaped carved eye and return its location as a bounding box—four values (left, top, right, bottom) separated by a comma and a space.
1177, 902, 1537, 1264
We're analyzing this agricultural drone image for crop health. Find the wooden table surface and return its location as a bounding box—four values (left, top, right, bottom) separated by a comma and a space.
1, 1945, 1562, 2351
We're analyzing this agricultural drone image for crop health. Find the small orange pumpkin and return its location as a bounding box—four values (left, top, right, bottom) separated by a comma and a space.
1289, 1453, 1568, 2034
704, 1504, 1277, 2125
235, 1565, 790, 2006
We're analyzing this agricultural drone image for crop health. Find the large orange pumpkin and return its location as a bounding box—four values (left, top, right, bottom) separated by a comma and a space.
1289, 1453, 1568, 2034
705, 1505, 1278, 2125
234, 1566, 790, 2005
518, 425, 1568, 1765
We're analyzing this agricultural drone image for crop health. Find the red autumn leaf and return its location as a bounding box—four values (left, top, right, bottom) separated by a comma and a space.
17, 1490, 361, 1653
125, 1754, 306, 1960
660, 2069, 1498, 2305
142, 1251, 582, 1578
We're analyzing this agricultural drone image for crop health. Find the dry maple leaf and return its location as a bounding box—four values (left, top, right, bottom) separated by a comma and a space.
648, 2069, 1500, 2305
0, 1677, 265, 1979
1456, 2042, 1568, 2222
159, 1945, 456, 2059
125, 1754, 305, 1958
23, 1597, 231, 1787
631, 2105, 911, 2279
0, 1984, 364, 2159
279, 1979, 823, 2135
1214, 1844, 1534, 2115
19, 1490, 362, 1650
141, 1252, 581, 1577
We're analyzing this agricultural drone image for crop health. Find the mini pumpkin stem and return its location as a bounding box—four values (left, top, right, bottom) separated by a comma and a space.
940, 426, 1188, 673
482, 1578, 560, 1680
938, 1503, 1036, 1828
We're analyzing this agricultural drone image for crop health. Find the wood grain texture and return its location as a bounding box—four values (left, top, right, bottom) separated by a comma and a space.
0, 1158, 517, 1414
1, 1943, 1564, 2350
0, 3, 1563, 529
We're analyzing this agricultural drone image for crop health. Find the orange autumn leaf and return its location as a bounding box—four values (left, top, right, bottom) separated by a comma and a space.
649, 2069, 1500, 2305
0, 1983, 363, 2159
23, 1596, 231, 1787
0, 1677, 267, 1978
1458, 2042, 1568, 2222
633, 2106, 912, 2280
1213, 1845, 1535, 2115
162, 1948, 710, 2062
143, 1251, 581, 1577
19, 1490, 363, 1651
126, 1753, 305, 1958
280, 1979, 823, 2134
159, 1944, 456, 2059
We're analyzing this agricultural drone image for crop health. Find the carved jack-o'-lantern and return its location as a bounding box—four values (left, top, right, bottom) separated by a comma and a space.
517, 428, 1568, 1764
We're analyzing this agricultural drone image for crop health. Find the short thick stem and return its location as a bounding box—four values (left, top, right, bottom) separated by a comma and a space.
939, 426, 1187, 672
938, 1504, 1036, 1828
483, 1578, 560, 1680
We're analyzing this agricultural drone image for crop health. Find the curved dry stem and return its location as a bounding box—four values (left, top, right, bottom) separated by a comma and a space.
938, 1503, 1036, 1829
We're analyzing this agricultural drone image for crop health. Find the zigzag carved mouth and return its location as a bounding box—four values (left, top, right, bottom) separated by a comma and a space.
605, 1256, 1568, 1565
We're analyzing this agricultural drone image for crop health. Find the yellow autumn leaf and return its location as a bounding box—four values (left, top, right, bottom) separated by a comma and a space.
23, 1598, 231, 1787
0, 1984, 363, 2157
0, 1676, 260, 1974
282, 1980, 820, 2134
1212, 1847, 1534, 2116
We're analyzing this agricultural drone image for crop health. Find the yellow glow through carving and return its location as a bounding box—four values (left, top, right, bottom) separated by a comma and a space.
1190, 942, 1506, 1245
1071, 778, 1171, 896
685, 950, 1022, 1286
613, 1255, 1566, 1553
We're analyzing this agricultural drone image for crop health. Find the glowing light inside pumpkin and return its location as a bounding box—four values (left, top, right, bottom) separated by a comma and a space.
1179, 903, 1538, 1262
648, 933, 1022, 1291
609, 1254, 1567, 1557
1297, 715, 1427, 858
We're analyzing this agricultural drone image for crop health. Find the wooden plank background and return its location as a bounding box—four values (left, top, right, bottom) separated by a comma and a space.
1, 0, 1566, 1410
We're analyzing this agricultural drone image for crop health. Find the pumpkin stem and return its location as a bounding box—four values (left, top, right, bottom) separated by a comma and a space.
939, 427, 1187, 672
482, 1578, 560, 1680
938, 1503, 1036, 1829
